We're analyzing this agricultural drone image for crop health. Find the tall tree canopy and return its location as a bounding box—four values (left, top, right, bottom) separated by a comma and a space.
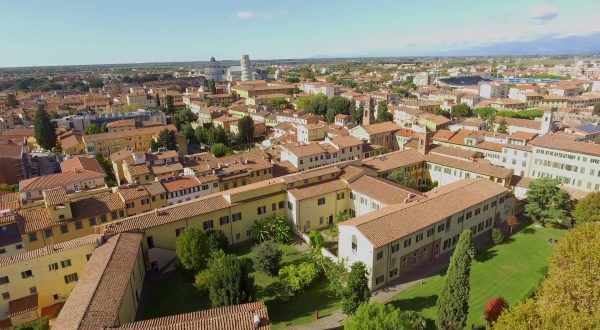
326, 96, 354, 123
236, 115, 255, 144
175, 228, 212, 272
296, 94, 328, 116
205, 252, 255, 308
341, 262, 371, 315
572, 191, 600, 223
376, 101, 393, 123
436, 230, 475, 330
165, 95, 175, 115
151, 129, 178, 151
388, 169, 417, 189
33, 104, 57, 150
525, 178, 571, 226
345, 303, 427, 330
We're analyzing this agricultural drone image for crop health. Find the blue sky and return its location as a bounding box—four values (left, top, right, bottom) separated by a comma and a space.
1, 0, 599, 67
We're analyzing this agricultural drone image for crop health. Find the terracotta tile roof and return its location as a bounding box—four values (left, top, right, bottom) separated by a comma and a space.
16, 208, 54, 233
101, 195, 231, 234
281, 165, 342, 184
529, 133, 600, 157
0, 141, 25, 160
53, 233, 143, 330
126, 164, 151, 176
288, 180, 347, 200
0, 192, 20, 211
349, 175, 425, 205
105, 119, 135, 128
109, 149, 133, 163
161, 176, 202, 193
424, 153, 512, 178
341, 179, 509, 247
151, 163, 184, 176
59, 132, 84, 150
360, 121, 401, 135
9, 293, 38, 317
145, 181, 166, 196
82, 125, 177, 143
0, 234, 100, 267
60, 156, 105, 174
72, 194, 126, 221
283, 143, 325, 157
495, 116, 541, 130
19, 169, 106, 193
117, 301, 270, 330
361, 149, 424, 173
339, 165, 366, 183
509, 131, 537, 140
330, 135, 362, 148
429, 145, 479, 160
272, 161, 299, 177
117, 185, 150, 201
43, 187, 69, 206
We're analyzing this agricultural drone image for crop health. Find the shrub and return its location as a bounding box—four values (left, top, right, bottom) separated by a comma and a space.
491, 228, 505, 244
252, 240, 282, 276
194, 270, 211, 291
279, 262, 320, 295
484, 296, 508, 324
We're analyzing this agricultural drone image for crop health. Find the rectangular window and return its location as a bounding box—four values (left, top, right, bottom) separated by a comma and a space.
437, 223, 445, 233
2, 292, 9, 300
427, 228, 435, 237
175, 227, 185, 237
203, 220, 214, 230
232, 213, 242, 222
100, 215, 107, 223
44, 228, 53, 238
89, 217, 97, 226
404, 238, 411, 248
60, 259, 72, 268
21, 270, 33, 279
0, 276, 9, 285
317, 198, 325, 206
376, 251, 384, 260
272, 203, 276, 211
391, 244, 399, 253
278, 201, 285, 209
235, 233, 241, 240
375, 275, 384, 285
457, 215, 464, 223
257, 206, 267, 215
60, 224, 69, 234
466, 212, 472, 220
474, 208, 481, 216
337, 192, 345, 200
28, 232, 38, 242
287, 201, 293, 210
491, 201, 497, 207
146, 236, 155, 248
64, 273, 78, 284
75, 221, 83, 230
219, 216, 230, 225
119, 210, 125, 217
416, 233, 423, 242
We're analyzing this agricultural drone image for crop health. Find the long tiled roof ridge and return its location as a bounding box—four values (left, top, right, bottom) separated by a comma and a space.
0, 234, 100, 267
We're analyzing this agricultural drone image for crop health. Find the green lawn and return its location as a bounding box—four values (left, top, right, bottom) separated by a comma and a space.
388, 224, 567, 327
139, 241, 340, 329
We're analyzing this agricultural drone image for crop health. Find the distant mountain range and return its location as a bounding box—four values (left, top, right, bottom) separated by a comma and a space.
315, 33, 600, 59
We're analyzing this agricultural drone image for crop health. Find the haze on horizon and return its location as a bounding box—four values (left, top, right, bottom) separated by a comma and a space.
1, 0, 599, 68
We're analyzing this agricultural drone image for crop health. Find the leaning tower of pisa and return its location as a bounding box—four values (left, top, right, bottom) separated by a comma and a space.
241, 54, 252, 81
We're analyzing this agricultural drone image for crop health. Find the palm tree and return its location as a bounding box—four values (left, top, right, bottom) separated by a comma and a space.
252, 215, 291, 243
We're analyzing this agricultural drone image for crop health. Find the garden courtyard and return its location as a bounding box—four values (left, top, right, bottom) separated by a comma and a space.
137, 223, 566, 329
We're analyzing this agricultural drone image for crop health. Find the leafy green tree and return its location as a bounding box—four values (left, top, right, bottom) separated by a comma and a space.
388, 170, 417, 189
475, 107, 496, 119
525, 178, 571, 226
496, 119, 509, 134
84, 124, 102, 135
50, 111, 61, 119
181, 123, 195, 142
33, 104, 56, 150
209, 79, 217, 94
175, 228, 211, 272
285, 77, 300, 83
593, 104, 600, 116
165, 95, 175, 114
351, 104, 364, 125
453, 103, 472, 118
236, 115, 254, 144
267, 97, 290, 109
296, 94, 328, 116
252, 240, 282, 276
207, 126, 228, 145
155, 93, 160, 108
95, 153, 117, 187
206, 230, 229, 252
152, 129, 178, 151
376, 101, 393, 123
326, 96, 354, 123
345, 302, 427, 330
194, 126, 208, 144
6, 93, 18, 107
342, 262, 371, 315
436, 230, 475, 330
252, 215, 292, 243
308, 230, 325, 254
206, 252, 255, 307
211, 143, 232, 157
279, 262, 320, 295
572, 191, 600, 223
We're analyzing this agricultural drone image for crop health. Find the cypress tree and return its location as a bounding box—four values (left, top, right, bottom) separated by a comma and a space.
341, 262, 371, 315
33, 104, 57, 150
155, 93, 160, 107
436, 230, 475, 330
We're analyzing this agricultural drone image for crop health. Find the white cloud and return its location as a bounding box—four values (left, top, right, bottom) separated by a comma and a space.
529, 3, 558, 21
236, 12, 254, 20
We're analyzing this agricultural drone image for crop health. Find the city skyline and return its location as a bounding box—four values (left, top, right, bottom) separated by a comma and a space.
2, 0, 600, 68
